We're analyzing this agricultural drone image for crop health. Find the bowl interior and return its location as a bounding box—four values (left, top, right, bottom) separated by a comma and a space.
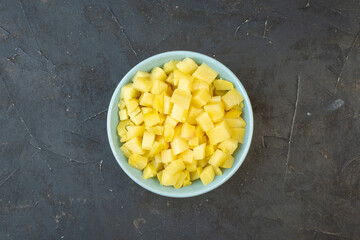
107, 51, 253, 198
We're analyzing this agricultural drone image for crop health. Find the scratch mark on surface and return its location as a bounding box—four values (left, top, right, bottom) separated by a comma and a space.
43, 148, 90, 164
133, 217, 146, 234
0, 169, 18, 188
305, 0, 311, 8
263, 17, 268, 38
19, 0, 40, 50
313, 229, 342, 237
261, 136, 266, 148
37, 50, 55, 68
284, 74, 301, 184
99, 160, 104, 181
108, 7, 140, 62
334, 31, 359, 95
0, 26, 10, 39
340, 155, 360, 175
327, 99, 344, 112
82, 109, 107, 123
234, 19, 249, 38
0, 77, 41, 150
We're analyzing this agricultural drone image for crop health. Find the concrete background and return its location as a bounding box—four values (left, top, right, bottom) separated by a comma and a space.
0, 0, 359, 239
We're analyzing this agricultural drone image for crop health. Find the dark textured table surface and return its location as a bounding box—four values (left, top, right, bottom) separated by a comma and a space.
1, 0, 359, 239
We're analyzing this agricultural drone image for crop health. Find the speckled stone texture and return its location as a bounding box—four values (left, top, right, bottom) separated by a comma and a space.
0, 0, 359, 239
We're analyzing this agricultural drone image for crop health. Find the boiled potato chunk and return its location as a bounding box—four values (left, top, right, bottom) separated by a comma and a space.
196, 112, 214, 132
206, 121, 232, 145
200, 165, 215, 185
208, 149, 229, 168
176, 57, 198, 74
213, 79, 234, 90
117, 57, 247, 188
143, 164, 157, 179
192, 63, 218, 85
128, 154, 148, 170
222, 89, 244, 110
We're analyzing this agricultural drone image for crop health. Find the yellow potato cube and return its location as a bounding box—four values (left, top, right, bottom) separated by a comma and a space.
213, 166, 222, 175
204, 102, 225, 122
124, 137, 145, 155
191, 89, 211, 108
153, 93, 164, 113
198, 158, 208, 168
176, 57, 198, 74
221, 155, 234, 168
128, 106, 141, 119
162, 171, 181, 186
185, 159, 197, 172
193, 143, 206, 160
190, 166, 203, 180
119, 109, 128, 120
225, 108, 242, 118
164, 124, 175, 142
142, 131, 155, 150
157, 170, 164, 185
163, 95, 173, 115
206, 121, 232, 145
161, 149, 175, 164
166, 159, 186, 175
180, 123, 196, 140
218, 139, 238, 154
143, 111, 160, 128
213, 79, 234, 90
125, 125, 145, 139
120, 145, 131, 158
128, 154, 148, 170
164, 116, 178, 128
225, 117, 246, 128
222, 89, 244, 110
117, 120, 133, 137
209, 84, 214, 96
173, 69, 192, 86
150, 67, 167, 82
132, 77, 152, 92
124, 98, 139, 113
151, 159, 164, 172
132, 71, 150, 81
196, 112, 214, 132
231, 127, 245, 143
191, 79, 209, 92
148, 142, 163, 157
214, 90, 227, 96
151, 79, 168, 94
118, 99, 126, 109
141, 107, 153, 114
131, 112, 144, 125
188, 136, 199, 147
166, 72, 175, 85
171, 137, 189, 155
200, 165, 215, 185
146, 126, 164, 135
187, 106, 203, 125
139, 92, 155, 107
120, 83, 140, 99
192, 63, 218, 85
143, 164, 157, 179
163, 60, 177, 74
174, 171, 187, 188
205, 144, 215, 157
183, 179, 192, 187
171, 104, 187, 122
181, 149, 194, 163
209, 96, 221, 103
178, 78, 192, 93
170, 89, 192, 109
208, 149, 229, 168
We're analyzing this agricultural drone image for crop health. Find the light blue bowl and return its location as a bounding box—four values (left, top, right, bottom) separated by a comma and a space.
107, 51, 254, 198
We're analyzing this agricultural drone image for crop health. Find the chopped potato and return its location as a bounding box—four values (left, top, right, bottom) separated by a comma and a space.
116, 57, 246, 188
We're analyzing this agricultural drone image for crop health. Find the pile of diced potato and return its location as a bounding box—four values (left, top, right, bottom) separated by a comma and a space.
117, 57, 246, 188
